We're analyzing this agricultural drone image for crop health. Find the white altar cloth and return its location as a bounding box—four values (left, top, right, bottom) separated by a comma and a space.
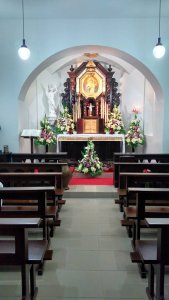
57, 133, 125, 153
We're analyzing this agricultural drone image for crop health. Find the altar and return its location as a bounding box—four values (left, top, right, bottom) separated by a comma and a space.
57, 134, 125, 161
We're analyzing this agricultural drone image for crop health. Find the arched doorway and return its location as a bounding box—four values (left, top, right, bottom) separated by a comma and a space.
19, 45, 163, 153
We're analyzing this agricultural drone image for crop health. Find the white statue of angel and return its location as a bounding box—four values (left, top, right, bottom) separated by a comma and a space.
46, 85, 57, 118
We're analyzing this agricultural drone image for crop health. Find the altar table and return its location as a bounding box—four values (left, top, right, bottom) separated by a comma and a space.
57, 134, 125, 160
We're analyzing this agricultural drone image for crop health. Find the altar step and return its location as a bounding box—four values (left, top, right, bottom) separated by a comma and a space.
64, 185, 117, 198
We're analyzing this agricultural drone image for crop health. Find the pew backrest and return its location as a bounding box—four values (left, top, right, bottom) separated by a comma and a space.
114, 162, 169, 188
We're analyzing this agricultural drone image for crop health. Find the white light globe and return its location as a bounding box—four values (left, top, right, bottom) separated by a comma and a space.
153, 44, 165, 59
18, 45, 30, 60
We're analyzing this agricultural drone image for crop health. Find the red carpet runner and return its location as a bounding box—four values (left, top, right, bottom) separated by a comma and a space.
69, 177, 113, 185
69, 172, 114, 185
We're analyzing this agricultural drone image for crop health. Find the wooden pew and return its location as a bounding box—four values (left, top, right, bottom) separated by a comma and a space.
127, 187, 169, 241
11, 152, 68, 162
127, 188, 169, 278
0, 152, 68, 162
0, 217, 47, 300
114, 162, 169, 188
113, 152, 169, 163
120, 174, 169, 239
0, 172, 62, 236
0, 186, 55, 241
5, 152, 72, 191
113, 152, 169, 189
0, 162, 66, 206
130, 217, 169, 299
0, 186, 55, 274
0, 161, 66, 173
114, 162, 169, 213
116, 170, 169, 212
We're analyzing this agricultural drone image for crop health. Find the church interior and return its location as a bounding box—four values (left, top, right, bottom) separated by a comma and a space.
0, 0, 169, 299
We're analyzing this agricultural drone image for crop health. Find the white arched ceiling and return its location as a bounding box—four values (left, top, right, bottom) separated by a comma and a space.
19, 45, 163, 101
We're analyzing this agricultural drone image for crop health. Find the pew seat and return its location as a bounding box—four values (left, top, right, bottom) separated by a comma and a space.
124, 206, 169, 219
122, 206, 169, 239
130, 240, 157, 264
130, 240, 157, 279
0, 217, 48, 299
0, 239, 48, 264
1, 202, 59, 238
1, 204, 56, 216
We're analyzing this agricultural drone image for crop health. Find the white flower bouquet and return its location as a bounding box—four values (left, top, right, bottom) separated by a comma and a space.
76, 140, 103, 177
125, 114, 144, 149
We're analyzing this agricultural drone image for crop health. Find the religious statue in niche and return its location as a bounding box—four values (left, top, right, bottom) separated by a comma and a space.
45, 84, 63, 119
46, 85, 57, 118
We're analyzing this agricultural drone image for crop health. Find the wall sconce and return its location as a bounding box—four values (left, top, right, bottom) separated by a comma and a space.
18, 0, 30, 60
153, 0, 165, 59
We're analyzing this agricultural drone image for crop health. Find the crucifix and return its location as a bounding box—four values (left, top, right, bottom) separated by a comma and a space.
87, 102, 94, 117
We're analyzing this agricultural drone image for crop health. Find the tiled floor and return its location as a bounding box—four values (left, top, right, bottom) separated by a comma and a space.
0, 185, 166, 300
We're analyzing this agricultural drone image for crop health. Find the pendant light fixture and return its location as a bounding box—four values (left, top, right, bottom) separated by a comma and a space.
153, 0, 165, 59
18, 0, 30, 60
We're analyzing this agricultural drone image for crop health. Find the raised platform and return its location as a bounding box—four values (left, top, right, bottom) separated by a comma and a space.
64, 185, 118, 198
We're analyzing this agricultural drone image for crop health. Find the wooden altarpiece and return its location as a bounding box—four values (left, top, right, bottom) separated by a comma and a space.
61, 61, 121, 134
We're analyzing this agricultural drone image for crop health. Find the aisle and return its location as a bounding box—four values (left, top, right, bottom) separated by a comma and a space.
0, 189, 149, 300
37, 192, 147, 300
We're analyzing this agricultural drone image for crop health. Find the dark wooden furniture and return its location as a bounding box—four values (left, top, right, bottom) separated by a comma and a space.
0, 153, 68, 163
0, 186, 55, 240
121, 172, 169, 192
113, 152, 169, 163
0, 162, 66, 202
0, 162, 67, 172
114, 162, 169, 188
124, 186, 169, 278
11, 152, 68, 162
131, 218, 169, 300
120, 172, 169, 208
0, 171, 63, 194
113, 152, 169, 191
0, 187, 55, 274
76, 118, 104, 134
62, 62, 121, 134
119, 172, 169, 233
115, 170, 169, 211
0, 217, 47, 299
0, 173, 62, 236
128, 187, 169, 242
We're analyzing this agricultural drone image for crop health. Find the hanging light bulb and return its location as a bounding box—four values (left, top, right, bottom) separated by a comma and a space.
153, 0, 165, 59
18, 0, 30, 60
18, 38, 30, 60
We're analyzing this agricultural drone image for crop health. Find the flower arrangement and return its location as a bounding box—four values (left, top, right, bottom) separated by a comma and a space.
105, 105, 125, 134
34, 115, 57, 145
54, 106, 75, 134
125, 113, 144, 150
76, 140, 103, 177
